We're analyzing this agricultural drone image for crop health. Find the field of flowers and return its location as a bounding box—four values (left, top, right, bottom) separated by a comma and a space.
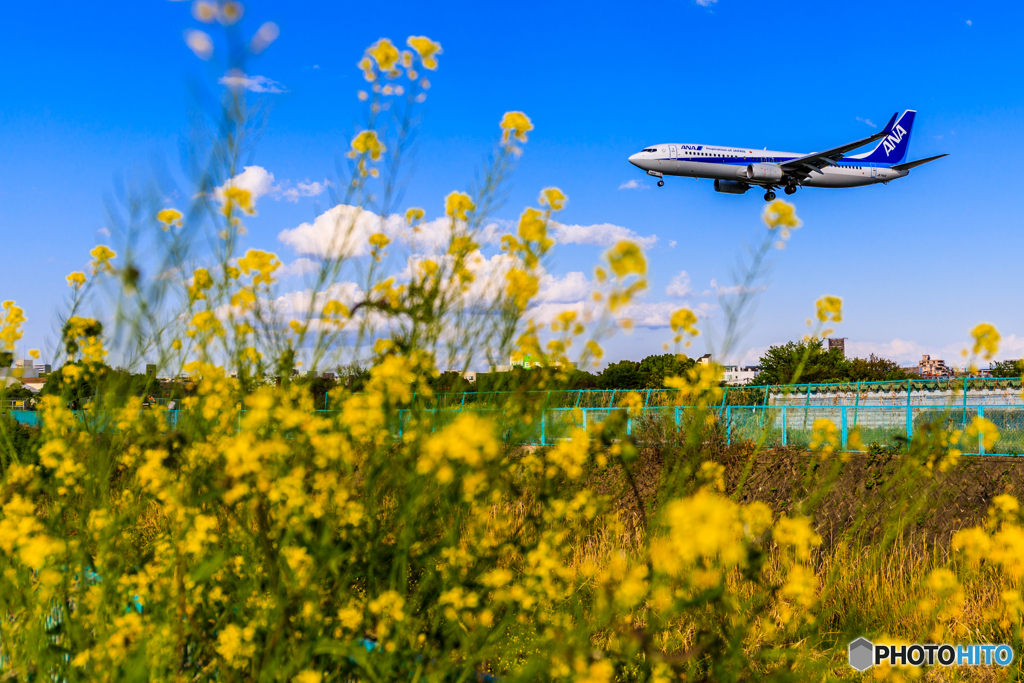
0, 4, 1022, 681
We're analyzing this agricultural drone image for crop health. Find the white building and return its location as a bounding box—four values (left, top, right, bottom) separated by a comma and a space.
723, 365, 758, 385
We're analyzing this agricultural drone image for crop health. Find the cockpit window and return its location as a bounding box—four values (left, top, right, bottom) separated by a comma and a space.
643, 148, 657, 153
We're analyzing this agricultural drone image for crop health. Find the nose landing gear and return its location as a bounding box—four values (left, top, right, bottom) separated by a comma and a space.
657, 180, 665, 187
763, 190, 776, 201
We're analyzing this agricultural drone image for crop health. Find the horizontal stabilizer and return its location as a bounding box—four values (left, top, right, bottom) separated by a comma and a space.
891, 153, 948, 172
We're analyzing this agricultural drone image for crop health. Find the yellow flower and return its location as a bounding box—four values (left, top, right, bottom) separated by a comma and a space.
538, 187, 567, 211
293, 672, 322, 683
367, 38, 399, 72
66, 271, 87, 288
369, 232, 390, 250
188, 268, 214, 302
505, 269, 538, 310
809, 418, 839, 456
0, 301, 26, 351
965, 416, 1000, 451
89, 245, 117, 274
350, 130, 386, 161
971, 323, 1000, 360
222, 186, 255, 216
670, 308, 699, 341
445, 191, 475, 220
773, 516, 821, 560
237, 249, 281, 286
815, 295, 842, 323
763, 199, 801, 230
607, 241, 646, 277
406, 36, 442, 69
499, 111, 533, 144
404, 207, 425, 225
187, 311, 225, 338
517, 207, 552, 249
157, 208, 183, 230
171, 339, 182, 351
28, 349, 39, 360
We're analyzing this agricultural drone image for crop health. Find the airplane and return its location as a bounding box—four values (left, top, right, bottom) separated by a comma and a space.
627, 110, 947, 201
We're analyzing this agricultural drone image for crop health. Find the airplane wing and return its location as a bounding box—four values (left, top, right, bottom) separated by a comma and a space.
778, 112, 898, 182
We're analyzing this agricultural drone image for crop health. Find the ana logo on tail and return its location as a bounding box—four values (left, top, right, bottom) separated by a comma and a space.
883, 125, 908, 156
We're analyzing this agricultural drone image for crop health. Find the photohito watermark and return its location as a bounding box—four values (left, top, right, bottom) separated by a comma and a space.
848, 638, 1014, 671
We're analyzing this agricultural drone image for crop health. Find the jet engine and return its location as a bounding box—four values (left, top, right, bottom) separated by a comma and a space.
745, 163, 784, 182
714, 179, 750, 194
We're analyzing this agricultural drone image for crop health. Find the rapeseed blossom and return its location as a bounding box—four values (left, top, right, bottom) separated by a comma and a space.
90, 244, 117, 274
407, 36, 442, 69
445, 191, 475, 220
500, 111, 533, 145
971, 322, 1000, 360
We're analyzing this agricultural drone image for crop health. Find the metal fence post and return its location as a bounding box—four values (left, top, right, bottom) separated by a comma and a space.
906, 379, 913, 444
782, 406, 787, 446
726, 406, 731, 446
674, 406, 680, 427
841, 406, 848, 450
540, 410, 545, 446
583, 408, 588, 432
979, 405, 985, 455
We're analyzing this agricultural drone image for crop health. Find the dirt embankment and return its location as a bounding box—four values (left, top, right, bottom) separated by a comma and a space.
606, 447, 1024, 546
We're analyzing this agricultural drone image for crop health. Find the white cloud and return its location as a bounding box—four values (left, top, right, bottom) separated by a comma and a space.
618, 179, 648, 190
278, 204, 403, 259
280, 179, 331, 202
552, 222, 657, 249
536, 272, 591, 303
966, 19, 972, 26
855, 117, 877, 128
215, 166, 277, 204
666, 271, 691, 298
695, 0, 717, 5
96, 227, 111, 237
277, 257, 321, 280
218, 72, 287, 93
669, 240, 677, 248
701, 278, 765, 297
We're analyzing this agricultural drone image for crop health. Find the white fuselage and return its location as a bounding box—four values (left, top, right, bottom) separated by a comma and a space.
627, 144, 908, 188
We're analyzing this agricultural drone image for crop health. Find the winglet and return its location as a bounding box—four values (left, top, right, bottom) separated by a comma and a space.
891, 153, 948, 172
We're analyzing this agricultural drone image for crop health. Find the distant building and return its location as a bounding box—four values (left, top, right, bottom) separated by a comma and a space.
491, 355, 576, 373
35, 364, 51, 375
462, 371, 478, 383
723, 365, 759, 385
697, 354, 712, 365
828, 337, 847, 357
12, 360, 37, 379
919, 354, 951, 378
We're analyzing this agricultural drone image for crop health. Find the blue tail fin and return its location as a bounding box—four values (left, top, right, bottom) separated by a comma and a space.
852, 110, 915, 164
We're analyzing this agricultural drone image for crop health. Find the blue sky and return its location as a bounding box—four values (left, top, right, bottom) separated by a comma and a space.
2, 0, 1022, 370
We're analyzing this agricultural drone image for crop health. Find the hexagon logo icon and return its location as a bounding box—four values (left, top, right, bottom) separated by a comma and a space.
849, 637, 874, 671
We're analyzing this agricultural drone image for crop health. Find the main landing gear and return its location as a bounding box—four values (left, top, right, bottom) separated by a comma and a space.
763, 190, 776, 202
657, 180, 665, 187
784, 184, 797, 195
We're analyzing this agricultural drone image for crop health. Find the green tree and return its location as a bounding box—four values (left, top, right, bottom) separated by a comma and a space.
990, 360, 1024, 378
638, 353, 696, 388
847, 354, 916, 382
598, 360, 643, 390
750, 339, 849, 386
